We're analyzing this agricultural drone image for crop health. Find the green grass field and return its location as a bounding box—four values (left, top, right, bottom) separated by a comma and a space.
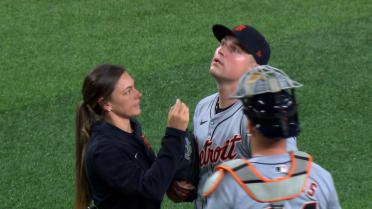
1, 0, 371, 208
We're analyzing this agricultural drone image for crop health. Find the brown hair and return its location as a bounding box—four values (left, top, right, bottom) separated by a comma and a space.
74, 64, 126, 209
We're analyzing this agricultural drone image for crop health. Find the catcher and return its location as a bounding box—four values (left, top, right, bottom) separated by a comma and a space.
202, 65, 342, 209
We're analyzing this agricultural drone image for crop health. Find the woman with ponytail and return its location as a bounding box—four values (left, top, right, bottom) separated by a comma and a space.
74, 64, 189, 209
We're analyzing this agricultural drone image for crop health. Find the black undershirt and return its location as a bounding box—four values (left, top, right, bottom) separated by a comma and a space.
215, 99, 234, 114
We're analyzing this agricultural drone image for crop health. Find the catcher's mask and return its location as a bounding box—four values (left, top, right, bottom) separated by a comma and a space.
242, 90, 299, 139
230, 65, 303, 139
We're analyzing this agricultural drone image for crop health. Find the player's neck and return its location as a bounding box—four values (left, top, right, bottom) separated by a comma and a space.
216, 81, 238, 109
251, 135, 287, 157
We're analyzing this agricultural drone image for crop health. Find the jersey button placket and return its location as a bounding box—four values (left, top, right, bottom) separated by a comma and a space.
208, 121, 214, 136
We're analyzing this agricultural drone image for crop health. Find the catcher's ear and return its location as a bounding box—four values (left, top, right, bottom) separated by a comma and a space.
247, 122, 255, 136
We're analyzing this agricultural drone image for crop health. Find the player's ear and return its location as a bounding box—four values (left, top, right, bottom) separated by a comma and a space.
247, 122, 255, 136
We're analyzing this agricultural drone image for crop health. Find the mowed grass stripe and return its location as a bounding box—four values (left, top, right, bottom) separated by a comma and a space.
1, 16, 371, 208
0, 93, 78, 208
1, 1, 371, 209
1, 0, 371, 112
342, 194, 372, 209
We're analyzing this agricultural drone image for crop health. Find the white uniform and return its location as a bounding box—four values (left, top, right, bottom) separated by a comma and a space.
203, 153, 341, 209
193, 93, 298, 209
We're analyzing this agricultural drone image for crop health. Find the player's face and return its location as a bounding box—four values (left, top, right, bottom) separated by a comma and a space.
106, 72, 142, 119
210, 35, 257, 82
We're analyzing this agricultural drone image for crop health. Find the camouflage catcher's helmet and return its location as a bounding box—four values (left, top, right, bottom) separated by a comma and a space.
230, 65, 303, 139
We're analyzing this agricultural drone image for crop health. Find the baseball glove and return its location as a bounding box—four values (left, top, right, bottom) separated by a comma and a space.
167, 129, 199, 202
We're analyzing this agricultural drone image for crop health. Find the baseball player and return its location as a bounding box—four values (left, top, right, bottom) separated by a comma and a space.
202, 65, 342, 209
190, 24, 297, 208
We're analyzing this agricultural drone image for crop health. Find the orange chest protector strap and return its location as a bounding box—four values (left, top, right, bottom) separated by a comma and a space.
202, 151, 312, 207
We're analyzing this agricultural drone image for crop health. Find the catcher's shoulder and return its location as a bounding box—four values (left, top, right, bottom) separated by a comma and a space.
202, 169, 225, 197
202, 159, 245, 197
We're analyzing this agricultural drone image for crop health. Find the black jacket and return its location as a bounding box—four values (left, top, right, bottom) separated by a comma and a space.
84, 118, 185, 209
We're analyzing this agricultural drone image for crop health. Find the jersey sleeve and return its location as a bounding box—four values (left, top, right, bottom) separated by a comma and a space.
310, 163, 342, 209
326, 173, 342, 209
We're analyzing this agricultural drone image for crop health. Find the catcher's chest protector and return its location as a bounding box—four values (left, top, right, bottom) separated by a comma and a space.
202, 151, 312, 208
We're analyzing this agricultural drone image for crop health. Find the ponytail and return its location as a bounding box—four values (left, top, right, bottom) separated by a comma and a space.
74, 101, 98, 209
73, 64, 126, 208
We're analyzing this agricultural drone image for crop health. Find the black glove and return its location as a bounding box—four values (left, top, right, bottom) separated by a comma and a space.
168, 130, 199, 202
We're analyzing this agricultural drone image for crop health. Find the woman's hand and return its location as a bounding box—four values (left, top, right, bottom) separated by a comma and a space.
167, 99, 189, 131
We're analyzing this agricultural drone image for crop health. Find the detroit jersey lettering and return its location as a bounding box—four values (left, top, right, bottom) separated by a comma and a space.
193, 93, 298, 209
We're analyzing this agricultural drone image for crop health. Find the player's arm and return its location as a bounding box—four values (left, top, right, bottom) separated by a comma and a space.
327, 173, 342, 209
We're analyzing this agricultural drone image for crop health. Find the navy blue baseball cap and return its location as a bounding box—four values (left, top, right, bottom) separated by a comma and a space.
212, 24, 270, 65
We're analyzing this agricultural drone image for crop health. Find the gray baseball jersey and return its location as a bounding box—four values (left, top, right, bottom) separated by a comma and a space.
203, 153, 341, 209
193, 93, 298, 209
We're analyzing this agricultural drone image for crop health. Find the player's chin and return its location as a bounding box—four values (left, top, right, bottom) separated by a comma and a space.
210, 70, 229, 81
209, 66, 221, 76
